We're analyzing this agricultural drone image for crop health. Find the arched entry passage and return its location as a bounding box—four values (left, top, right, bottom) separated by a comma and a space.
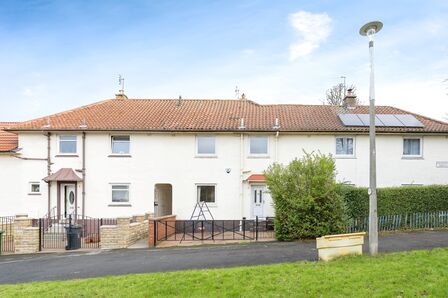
154, 184, 172, 217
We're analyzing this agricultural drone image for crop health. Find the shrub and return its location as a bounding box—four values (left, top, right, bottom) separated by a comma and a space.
265, 152, 347, 241
338, 184, 448, 218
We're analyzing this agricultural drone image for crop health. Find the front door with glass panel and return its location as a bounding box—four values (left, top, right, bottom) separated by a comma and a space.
251, 185, 265, 218
62, 184, 76, 218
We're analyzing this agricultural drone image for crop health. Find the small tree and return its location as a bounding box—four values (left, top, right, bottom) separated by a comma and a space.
265, 152, 347, 240
324, 83, 358, 105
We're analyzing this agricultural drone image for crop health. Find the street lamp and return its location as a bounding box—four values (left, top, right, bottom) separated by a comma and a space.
359, 21, 383, 256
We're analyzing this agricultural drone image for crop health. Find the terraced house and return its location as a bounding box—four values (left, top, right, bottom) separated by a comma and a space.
1, 91, 448, 219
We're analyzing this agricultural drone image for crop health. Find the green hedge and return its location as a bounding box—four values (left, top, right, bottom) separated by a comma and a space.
338, 184, 448, 218
265, 152, 347, 240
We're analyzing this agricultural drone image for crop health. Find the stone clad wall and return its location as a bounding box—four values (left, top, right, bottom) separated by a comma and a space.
100, 214, 149, 249
13, 214, 39, 254
99, 225, 120, 250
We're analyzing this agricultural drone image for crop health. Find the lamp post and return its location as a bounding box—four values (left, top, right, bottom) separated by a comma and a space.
359, 21, 383, 256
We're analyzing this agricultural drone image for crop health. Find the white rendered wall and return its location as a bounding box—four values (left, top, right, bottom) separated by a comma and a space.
1, 132, 447, 219
0, 133, 49, 217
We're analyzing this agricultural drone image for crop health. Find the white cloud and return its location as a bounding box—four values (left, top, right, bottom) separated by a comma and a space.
288, 11, 332, 60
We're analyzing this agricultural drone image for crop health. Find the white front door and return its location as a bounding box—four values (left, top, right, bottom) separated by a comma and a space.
251, 185, 265, 218
62, 184, 76, 218
251, 185, 274, 219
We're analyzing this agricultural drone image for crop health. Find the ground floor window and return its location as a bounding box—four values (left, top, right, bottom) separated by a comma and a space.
197, 185, 215, 203
403, 138, 422, 157
111, 184, 130, 203
336, 137, 354, 157
29, 182, 41, 194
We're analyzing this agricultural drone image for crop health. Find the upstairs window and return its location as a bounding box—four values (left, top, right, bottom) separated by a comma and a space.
249, 136, 268, 155
111, 136, 130, 154
29, 182, 41, 194
59, 136, 77, 154
111, 184, 130, 203
197, 185, 216, 203
403, 138, 422, 157
336, 137, 354, 157
197, 136, 216, 155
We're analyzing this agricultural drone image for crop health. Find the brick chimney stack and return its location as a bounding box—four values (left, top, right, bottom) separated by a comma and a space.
343, 88, 357, 109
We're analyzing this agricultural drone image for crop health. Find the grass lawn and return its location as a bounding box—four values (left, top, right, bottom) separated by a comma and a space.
1, 248, 448, 297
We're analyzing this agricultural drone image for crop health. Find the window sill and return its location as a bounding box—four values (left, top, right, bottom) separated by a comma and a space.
402, 156, 424, 160
108, 203, 132, 207
335, 155, 356, 159
108, 154, 132, 158
55, 154, 79, 157
195, 155, 218, 158
247, 155, 270, 159
28, 193, 41, 196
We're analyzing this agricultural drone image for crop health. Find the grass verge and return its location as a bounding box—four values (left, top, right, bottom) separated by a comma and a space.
1, 248, 448, 297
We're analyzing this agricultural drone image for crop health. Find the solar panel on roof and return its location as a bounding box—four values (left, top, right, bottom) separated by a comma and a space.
377, 114, 403, 126
395, 114, 424, 127
356, 114, 370, 126
338, 114, 364, 126
338, 114, 424, 128
374, 116, 386, 126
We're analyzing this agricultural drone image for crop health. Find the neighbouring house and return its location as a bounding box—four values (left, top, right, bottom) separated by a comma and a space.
1, 91, 448, 220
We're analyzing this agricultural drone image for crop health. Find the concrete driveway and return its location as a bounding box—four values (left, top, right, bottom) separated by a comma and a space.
0, 230, 447, 284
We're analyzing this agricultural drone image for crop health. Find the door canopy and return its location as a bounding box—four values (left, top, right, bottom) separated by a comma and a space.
246, 174, 265, 183
43, 168, 82, 182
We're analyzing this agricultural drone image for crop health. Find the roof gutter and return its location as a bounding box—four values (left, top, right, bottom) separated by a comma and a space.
5, 128, 447, 135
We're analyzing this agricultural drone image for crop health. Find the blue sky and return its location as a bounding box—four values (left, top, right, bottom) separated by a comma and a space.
0, 0, 447, 121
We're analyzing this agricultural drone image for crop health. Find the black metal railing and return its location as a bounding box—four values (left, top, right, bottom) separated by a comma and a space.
36, 214, 117, 250
346, 211, 448, 233
153, 217, 275, 246
0, 216, 15, 253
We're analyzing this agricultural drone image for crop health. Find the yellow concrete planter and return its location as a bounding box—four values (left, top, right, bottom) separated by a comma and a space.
316, 232, 366, 261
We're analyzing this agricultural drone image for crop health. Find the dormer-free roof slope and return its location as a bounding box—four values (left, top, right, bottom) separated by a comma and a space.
7, 98, 448, 133
0, 122, 19, 152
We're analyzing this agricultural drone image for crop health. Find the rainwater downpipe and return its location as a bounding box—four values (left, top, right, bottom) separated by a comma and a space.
82, 132, 86, 220
239, 133, 244, 218
275, 131, 279, 162
47, 132, 51, 217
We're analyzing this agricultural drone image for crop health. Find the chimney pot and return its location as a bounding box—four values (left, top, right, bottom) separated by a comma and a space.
115, 91, 128, 100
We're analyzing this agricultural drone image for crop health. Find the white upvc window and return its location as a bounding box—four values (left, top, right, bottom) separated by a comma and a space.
335, 137, 355, 157
403, 137, 422, 157
196, 136, 216, 156
111, 135, 130, 154
111, 184, 130, 203
249, 136, 269, 155
59, 136, 77, 154
196, 184, 216, 204
29, 182, 41, 194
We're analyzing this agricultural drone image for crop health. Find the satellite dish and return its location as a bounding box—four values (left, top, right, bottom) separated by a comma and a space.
359, 21, 383, 36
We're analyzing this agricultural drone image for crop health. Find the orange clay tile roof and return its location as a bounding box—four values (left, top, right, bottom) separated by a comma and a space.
0, 122, 19, 152
6, 98, 448, 133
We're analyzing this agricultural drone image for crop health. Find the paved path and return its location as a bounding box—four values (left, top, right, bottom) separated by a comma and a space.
0, 230, 447, 284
